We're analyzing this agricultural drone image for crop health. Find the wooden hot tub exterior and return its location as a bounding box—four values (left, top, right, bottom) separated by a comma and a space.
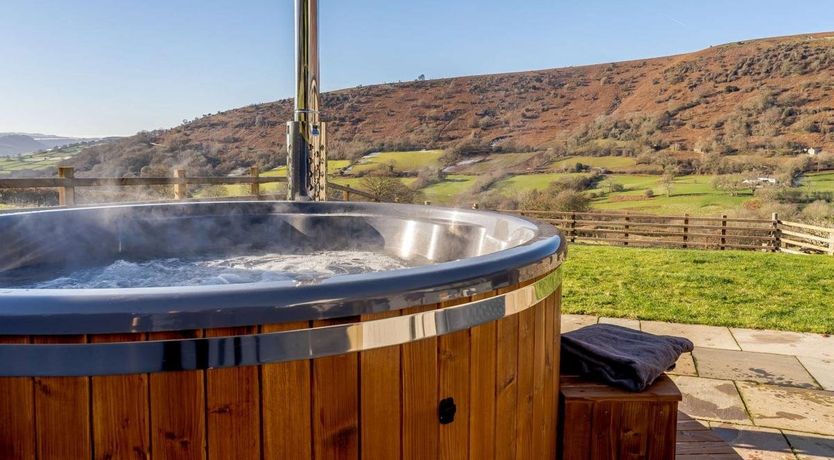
0, 202, 565, 460
0, 272, 561, 460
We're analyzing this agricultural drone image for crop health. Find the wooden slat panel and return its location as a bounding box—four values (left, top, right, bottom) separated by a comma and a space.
439, 298, 471, 460
495, 314, 519, 460
590, 402, 623, 460
559, 400, 593, 460
469, 304, 497, 460
149, 330, 206, 460
360, 312, 401, 460
439, 331, 470, 460
618, 402, 650, 459
262, 321, 312, 459
402, 305, 439, 460
531, 301, 547, 458
0, 336, 35, 460
546, 291, 561, 457
515, 307, 535, 460
649, 403, 678, 459
312, 318, 359, 460
206, 327, 261, 460
90, 333, 150, 460
33, 335, 92, 460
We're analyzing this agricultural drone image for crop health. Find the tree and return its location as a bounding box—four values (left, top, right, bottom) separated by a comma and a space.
360, 175, 417, 203
417, 74, 426, 81
661, 166, 677, 197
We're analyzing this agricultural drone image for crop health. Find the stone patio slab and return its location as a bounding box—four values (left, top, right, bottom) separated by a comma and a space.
709, 423, 795, 460
669, 352, 697, 377
798, 356, 834, 391
736, 381, 834, 435
784, 430, 834, 460
560, 314, 596, 333
731, 328, 834, 360
598, 317, 640, 330
693, 347, 818, 389
671, 375, 751, 425
642, 320, 740, 350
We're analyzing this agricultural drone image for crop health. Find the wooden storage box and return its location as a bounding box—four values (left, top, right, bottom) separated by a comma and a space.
558, 374, 681, 460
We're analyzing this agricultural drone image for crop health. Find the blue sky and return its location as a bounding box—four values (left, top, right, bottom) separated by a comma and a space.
1, 0, 832, 137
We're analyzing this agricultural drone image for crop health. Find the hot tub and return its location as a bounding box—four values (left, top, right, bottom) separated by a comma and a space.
0, 201, 566, 459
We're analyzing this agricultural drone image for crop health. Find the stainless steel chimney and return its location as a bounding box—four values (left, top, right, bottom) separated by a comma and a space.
287, 0, 327, 201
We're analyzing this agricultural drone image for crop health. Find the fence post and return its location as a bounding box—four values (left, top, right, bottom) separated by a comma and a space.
682, 213, 689, 249
720, 214, 727, 250
174, 169, 187, 200
623, 213, 630, 246
249, 167, 260, 198
771, 212, 780, 252
570, 212, 576, 243
344, 187, 351, 202
829, 231, 834, 256
58, 167, 75, 206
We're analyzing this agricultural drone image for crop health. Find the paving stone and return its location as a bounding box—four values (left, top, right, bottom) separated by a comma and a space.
642, 320, 740, 350
598, 317, 640, 330
731, 328, 834, 360
560, 314, 596, 333
709, 423, 796, 460
736, 381, 834, 435
798, 357, 834, 391
693, 348, 818, 389
669, 352, 698, 377
671, 375, 751, 425
784, 430, 834, 460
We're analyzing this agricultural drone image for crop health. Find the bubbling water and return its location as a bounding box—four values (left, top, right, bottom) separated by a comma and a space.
20, 251, 412, 289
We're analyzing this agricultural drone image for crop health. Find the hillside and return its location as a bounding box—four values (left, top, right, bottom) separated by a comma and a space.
67, 32, 834, 177
0, 133, 98, 157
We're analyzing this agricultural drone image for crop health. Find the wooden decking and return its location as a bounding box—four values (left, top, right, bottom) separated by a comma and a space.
676, 412, 741, 459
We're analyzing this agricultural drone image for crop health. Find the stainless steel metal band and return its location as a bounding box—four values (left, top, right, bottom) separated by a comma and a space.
0, 269, 561, 377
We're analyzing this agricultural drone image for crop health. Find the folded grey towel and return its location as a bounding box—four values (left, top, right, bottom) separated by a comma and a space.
561, 324, 694, 392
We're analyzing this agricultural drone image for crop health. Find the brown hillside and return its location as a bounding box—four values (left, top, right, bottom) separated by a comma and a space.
71, 32, 834, 176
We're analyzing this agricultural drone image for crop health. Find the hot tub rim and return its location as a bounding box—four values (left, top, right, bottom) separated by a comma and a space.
0, 201, 566, 335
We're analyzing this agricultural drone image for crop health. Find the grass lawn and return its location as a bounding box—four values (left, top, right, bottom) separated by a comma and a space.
349, 150, 443, 175
563, 245, 834, 334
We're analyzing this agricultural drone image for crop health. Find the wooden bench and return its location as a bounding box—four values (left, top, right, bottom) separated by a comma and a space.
558, 374, 682, 460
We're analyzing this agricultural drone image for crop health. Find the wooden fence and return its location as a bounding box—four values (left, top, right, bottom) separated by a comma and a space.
1, 168, 832, 255
0, 167, 376, 206
501, 210, 834, 255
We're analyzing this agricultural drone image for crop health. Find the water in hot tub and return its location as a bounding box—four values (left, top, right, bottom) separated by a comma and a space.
16, 251, 411, 289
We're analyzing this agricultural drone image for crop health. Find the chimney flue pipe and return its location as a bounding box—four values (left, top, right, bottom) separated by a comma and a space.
287, 0, 327, 201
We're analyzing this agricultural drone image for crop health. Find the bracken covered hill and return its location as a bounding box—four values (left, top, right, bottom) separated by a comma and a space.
71, 32, 834, 176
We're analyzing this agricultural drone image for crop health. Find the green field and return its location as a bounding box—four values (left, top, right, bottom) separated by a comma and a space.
0, 146, 84, 174
454, 152, 538, 175
492, 173, 578, 194
419, 175, 477, 204
550, 155, 638, 171
564, 245, 834, 334
591, 175, 751, 216
349, 150, 443, 175
800, 171, 834, 193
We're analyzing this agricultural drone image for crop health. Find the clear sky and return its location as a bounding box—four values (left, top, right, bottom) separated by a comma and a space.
1, 0, 831, 137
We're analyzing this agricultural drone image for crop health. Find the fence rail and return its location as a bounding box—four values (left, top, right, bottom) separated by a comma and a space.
500, 210, 834, 255
0, 167, 377, 206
